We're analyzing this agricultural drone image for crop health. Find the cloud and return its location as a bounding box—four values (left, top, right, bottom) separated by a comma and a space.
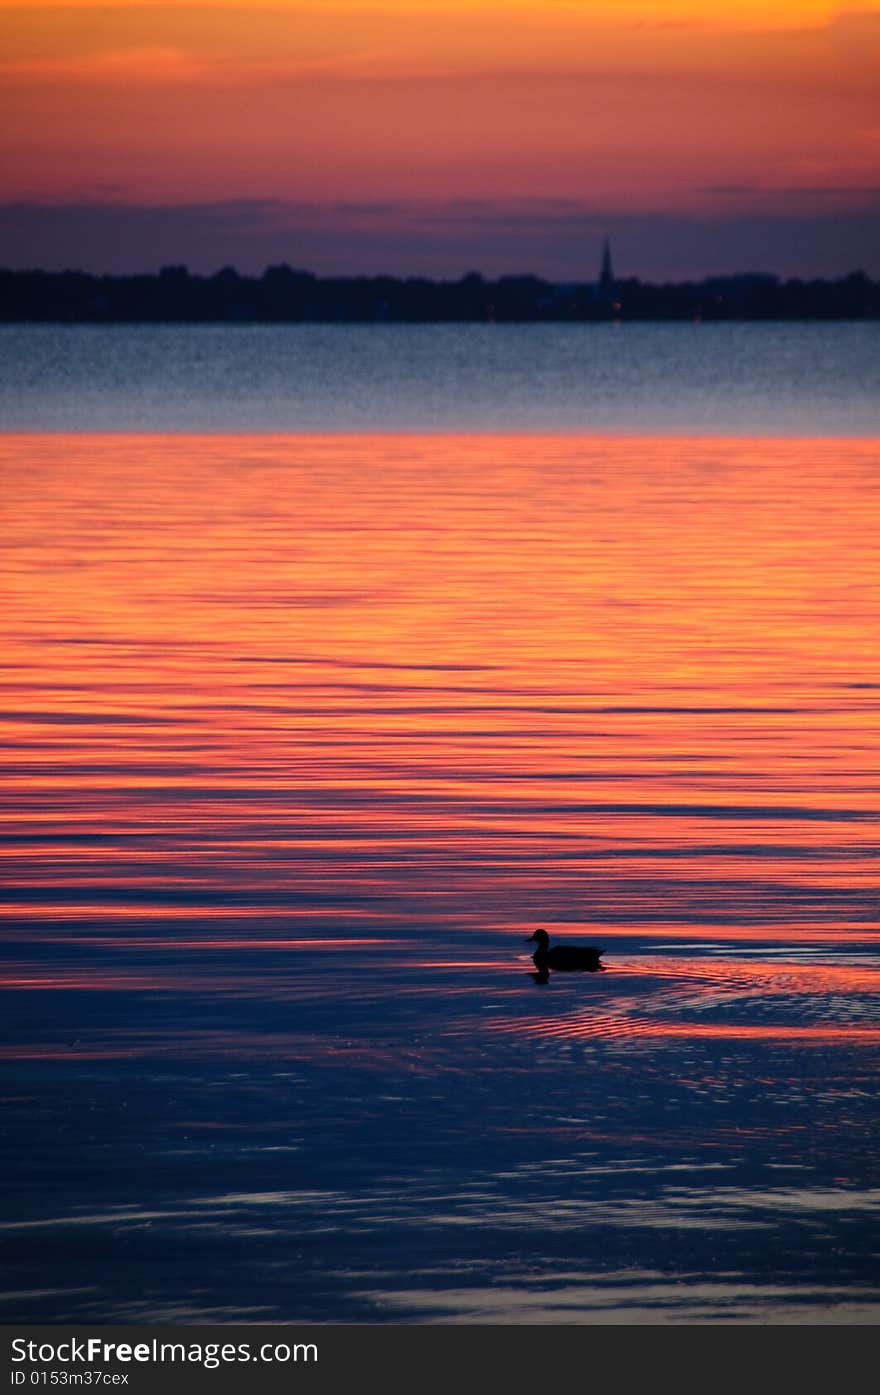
1, 196, 879, 279
0, 47, 213, 86
698, 183, 880, 202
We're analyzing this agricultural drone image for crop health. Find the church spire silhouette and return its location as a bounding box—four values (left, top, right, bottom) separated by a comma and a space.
599, 238, 615, 298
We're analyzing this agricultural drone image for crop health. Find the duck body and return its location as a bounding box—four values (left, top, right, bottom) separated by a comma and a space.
528, 928, 604, 973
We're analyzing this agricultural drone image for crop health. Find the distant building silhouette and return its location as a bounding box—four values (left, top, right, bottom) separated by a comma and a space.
599, 238, 615, 299
591, 237, 620, 312
0, 261, 876, 322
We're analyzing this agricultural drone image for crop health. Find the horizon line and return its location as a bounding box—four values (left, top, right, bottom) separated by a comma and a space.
3, 263, 877, 286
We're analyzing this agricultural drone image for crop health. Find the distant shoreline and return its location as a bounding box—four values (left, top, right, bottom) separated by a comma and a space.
2, 266, 877, 323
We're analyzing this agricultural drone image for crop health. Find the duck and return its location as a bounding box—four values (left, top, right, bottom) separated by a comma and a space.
528, 927, 605, 973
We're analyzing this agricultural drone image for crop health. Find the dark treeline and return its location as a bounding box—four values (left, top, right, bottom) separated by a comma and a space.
1, 263, 878, 322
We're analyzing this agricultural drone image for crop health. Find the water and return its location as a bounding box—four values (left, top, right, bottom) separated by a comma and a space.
1, 321, 879, 434
1, 335, 879, 1324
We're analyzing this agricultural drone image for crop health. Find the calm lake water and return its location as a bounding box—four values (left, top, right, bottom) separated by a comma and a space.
1, 321, 879, 434
1, 329, 879, 1323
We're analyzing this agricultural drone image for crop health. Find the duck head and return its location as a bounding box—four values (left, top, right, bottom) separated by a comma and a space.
527, 928, 550, 951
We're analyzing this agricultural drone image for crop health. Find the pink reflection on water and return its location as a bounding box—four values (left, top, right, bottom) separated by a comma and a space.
2, 433, 879, 1061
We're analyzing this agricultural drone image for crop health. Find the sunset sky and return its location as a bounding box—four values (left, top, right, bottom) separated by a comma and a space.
1, 1, 879, 277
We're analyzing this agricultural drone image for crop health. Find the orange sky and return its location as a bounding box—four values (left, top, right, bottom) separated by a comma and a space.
1, 2, 879, 272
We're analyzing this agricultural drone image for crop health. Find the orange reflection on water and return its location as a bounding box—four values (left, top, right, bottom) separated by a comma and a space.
492, 1016, 880, 1044
1, 434, 878, 1019
501, 921, 880, 943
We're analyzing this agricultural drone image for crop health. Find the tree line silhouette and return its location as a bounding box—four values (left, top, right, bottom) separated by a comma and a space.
1, 263, 877, 322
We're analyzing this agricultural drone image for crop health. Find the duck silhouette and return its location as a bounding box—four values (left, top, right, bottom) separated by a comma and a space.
528, 928, 605, 975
